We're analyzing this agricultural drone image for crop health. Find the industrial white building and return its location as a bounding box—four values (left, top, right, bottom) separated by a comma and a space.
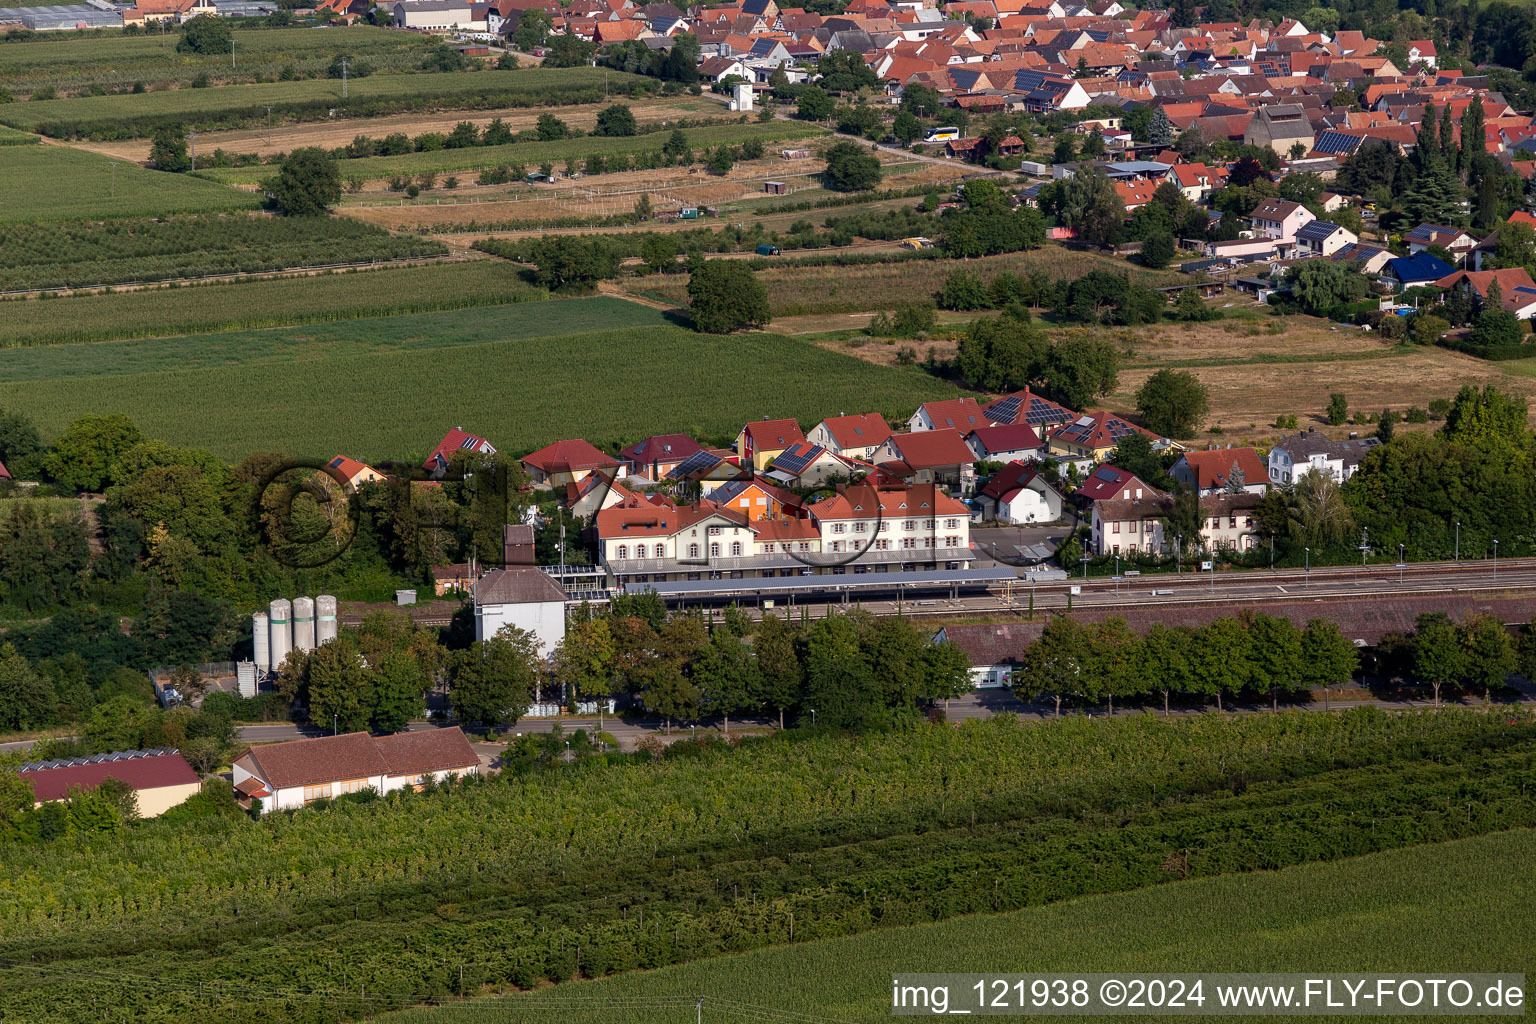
232, 729, 481, 814
473, 566, 568, 655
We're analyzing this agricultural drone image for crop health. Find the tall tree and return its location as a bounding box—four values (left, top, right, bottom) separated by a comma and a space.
450, 625, 539, 728
1460, 612, 1516, 705
802, 613, 877, 729
0, 643, 53, 731
1141, 623, 1193, 716
1412, 612, 1464, 706
754, 613, 803, 728
1243, 613, 1304, 711
695, 630, 762, 734
307, 633, 371, 734
370, 649, 426, 734
1014, 614, 1090, 716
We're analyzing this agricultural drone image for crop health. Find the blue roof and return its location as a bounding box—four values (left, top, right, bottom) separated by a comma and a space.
1386, 252, 1455, 283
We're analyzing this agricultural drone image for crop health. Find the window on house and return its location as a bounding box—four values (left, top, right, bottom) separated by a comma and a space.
338, 779, 365, 795
616, 545, 628, 560
1228, 516, 1237, 528
688, 543, 699, 558
903, 520, 915, 530
303, 784, 331, 802
731, 541, 742, 556
654, 544, 665, 558
710, 543, 721, 557
854, 522, 867, 533
832, 523, 846, 533
1113, 522, 1121, 534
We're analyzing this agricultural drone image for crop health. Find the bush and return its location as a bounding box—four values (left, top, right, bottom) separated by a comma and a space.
263, 147, 342, 216
1404, 406, 1429, 423
1140, 231, 1175, 269
822, 140, 882, 192
937, 269, 991, 310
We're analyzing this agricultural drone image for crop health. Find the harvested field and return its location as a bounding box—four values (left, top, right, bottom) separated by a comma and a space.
77, 97, 724, 164
1111, 336, 1536, 446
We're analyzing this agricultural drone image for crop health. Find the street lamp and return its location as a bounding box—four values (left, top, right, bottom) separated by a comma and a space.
809, 708, 817, 726
1358, 526, 1370, 575
1304, 546, 1310, 588
1269, 531, 1275, 570
1455, 521, 1461, 562
1398, 542, 1404, 585
1493, 539, 1499, 580
1175, 534, 1182, 574
1113, 555, 1120, 595
332, 712, 338, 736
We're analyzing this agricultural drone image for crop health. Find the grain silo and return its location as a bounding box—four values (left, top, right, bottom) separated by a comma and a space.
293, 596, 316, 653
253, 611, 270, 673
316, 595, 338, 645
269, 598, 292, 669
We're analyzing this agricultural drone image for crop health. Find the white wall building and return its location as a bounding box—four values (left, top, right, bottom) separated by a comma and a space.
473, 566, 568, 654
232, 729, 480, 815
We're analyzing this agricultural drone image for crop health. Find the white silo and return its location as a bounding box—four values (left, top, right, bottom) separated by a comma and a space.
253, 611, 270, 673
293, 597, 316, 653
316, 595, 338, 645
269, 599, 292, 669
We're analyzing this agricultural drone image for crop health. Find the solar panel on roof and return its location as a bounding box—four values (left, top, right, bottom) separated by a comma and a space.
666, 450, 723, 480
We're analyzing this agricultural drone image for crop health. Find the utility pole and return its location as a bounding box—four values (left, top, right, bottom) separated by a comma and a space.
341, 57, 349, 99
231, 36, 235, 70
186, 130, 196, 172
265, 104, 272, 146
696, 997, 704, 1024
111, 161, 117, 198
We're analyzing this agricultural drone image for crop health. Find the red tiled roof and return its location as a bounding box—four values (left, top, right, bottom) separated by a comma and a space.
424, 428, 495, 469
1178, 447, 1267, 490
742, 418, 806, 449
916, 397, 992, 431
885, 428, 976, 469
17, 751, 200, 803
966, 423, 1043, 455
374, 728, 479, 777
241, 733, 389, 790
809, 484, 968, 520
818, 412, 893, 450
521, 439, 620, 473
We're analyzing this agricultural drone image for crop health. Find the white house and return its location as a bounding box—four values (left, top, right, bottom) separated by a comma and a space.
976, 462, 1063, 524
1091, 492, 1264, 555
965, 423, 1044, 464
1267, 429, 1382, 485
473, 566, 568, 653
232, 729, 480, 815
1294, 220, 1358, 258
906, 397, 993, 433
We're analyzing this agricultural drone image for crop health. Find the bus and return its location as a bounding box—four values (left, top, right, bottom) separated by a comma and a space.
923, 126, 960, 143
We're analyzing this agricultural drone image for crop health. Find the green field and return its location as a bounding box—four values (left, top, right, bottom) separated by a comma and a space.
0, 212, 448, 290
386, 828, 1536, 1024
0, 143, 257, 222
0, 298, 951, 458
0, 25, 439, 93
0, 67, 649, 139
0, 260, 542, 346
0, 125, 38, 145
197, 121, 827, 184
1, 710, 1531, 1024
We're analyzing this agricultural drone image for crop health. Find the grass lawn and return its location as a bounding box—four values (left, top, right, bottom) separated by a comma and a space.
0, 299, 952, 458
0, 260, 541, 347
382, 828, 1536, 1024
0, 143, 257, 222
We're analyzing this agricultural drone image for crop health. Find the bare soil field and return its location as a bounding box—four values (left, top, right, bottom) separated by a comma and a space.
340, 152, 965, 235
71, 97, 721, 163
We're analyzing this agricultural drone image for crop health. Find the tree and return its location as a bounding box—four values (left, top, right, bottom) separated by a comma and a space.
695, 630, 761, 734
823, 141, 882, 192
371, 649, 426, 733
1040, 335, 1119, 409
754, 614, 802, 728
450, 625, 539, 728
0, 408, 44, 480
1300, 618, 1358, 705
83, 694, 155, 753
264, 148, 341, 217
706, 146, 735, 175
1468, 304, 1524, 349
1375, 408, 1395, 444
149, 127, 190, 173
1407, 313, 1451, 345
687, 260, 771, 333
893, 109, 921, 145
1189, 617, 1248, 711
1412, 612, 1464, 706
0, 643, 52, 731
1461, 612, 1517, 704
511, 8, 552, 51
1286, 259, 1369, 315
43, 413, 143, 493
802, 614, 877, 729
595, 103, 637, 137
177, 14, 230, 55
1229, 156, 1271, 187
308, 633, 371, 734
1440, 384, 1529, 454
445, 120, 480, 149
1147, 107, 1174, 147
544, 33, 595, 68
527, 235, 621, 292
553, 616, 617, 708
1083, 617, 1139, 715
1141, 623, 1192, 716
796, 86, 834, 121
1244, 613, 1303, 711
535, 113, 569, 141
1140, 231, 1175, 269
1173, 284, 1213, 322
1326, 392, 1349, 426
1136, 369, 1209, 437
1014, 614, 1089, 716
